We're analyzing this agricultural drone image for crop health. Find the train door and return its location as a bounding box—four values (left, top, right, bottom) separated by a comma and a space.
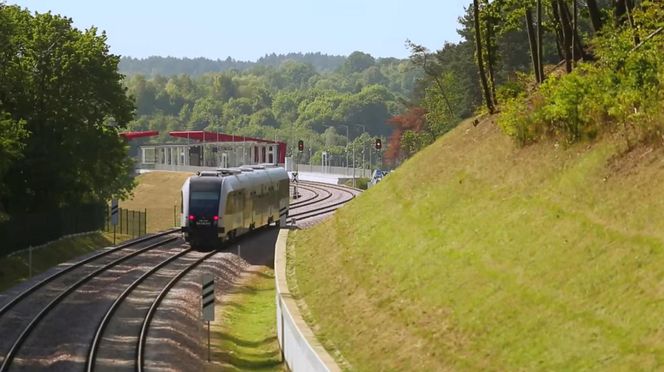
255, 189, 261, 227
235, 191, 242, 233
223, 191, 234, 234
245, 190, 254, 230
267, 184, 274, 223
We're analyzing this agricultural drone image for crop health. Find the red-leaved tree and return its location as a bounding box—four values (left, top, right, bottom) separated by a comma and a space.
385, 106, 427, 164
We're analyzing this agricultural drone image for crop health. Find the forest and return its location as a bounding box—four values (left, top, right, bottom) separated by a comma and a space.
121, 52, 422, 167
1, 0, 662, 216
463, 0, 663, 149
119, 53, 347, 76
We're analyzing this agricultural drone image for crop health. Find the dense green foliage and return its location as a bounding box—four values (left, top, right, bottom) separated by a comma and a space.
385, 2, 563, 163
123, 52, 421, 166
0, 5, 136, 214
498, 2, 664, 146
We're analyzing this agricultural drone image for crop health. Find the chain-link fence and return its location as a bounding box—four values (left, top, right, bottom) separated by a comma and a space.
103, 207, 147, 238
0, 203, 106, 256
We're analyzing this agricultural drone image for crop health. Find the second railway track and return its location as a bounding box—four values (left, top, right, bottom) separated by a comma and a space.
0, 232, 182, 371
288, 181, 360, 223
0, 180, 360, 370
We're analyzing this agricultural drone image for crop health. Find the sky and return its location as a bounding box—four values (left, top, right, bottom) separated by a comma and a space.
8, 0, 470, 61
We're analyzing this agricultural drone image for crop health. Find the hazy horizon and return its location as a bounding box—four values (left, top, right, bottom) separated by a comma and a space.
7, 0, 469, 61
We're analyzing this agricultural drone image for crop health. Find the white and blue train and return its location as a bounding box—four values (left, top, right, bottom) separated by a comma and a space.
180, 165, 289, 249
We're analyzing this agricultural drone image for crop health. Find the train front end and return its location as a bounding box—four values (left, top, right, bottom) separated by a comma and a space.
181, 176, 223, 249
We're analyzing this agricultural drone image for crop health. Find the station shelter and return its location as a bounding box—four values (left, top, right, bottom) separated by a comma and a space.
139, 131, 287, 169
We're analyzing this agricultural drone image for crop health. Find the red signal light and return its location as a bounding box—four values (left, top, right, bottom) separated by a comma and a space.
213, 215, 219, 221
188, 215, 195, 221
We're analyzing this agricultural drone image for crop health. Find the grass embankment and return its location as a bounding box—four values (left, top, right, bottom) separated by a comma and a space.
209, 267, 284, 372
0, 232, 130, 291
289, 117, 664, 370
121, 171, 192, 232
0, 171, 188, 291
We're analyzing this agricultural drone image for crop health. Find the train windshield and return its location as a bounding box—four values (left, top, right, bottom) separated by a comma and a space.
189, 182, 221, 217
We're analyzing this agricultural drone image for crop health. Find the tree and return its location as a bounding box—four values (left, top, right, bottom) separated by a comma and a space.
587, 0, 604, 32
1, 6, 135, 212
525, 7, 542, 82
407, 41, 456, 117
342, 51, 376, 74
0, 114, 28, 211
385, 106, 428, 164
473, 0, 496, 113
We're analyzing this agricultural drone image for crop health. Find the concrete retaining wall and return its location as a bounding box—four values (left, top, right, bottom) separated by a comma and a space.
274, 229, 341, 372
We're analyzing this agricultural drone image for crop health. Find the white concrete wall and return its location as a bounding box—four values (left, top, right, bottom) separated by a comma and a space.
274, 229, 341, 372
292, 164, 371, 178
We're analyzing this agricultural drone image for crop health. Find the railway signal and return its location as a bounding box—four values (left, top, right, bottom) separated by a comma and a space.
298, 140, 304, 152
375, 138, 382, 150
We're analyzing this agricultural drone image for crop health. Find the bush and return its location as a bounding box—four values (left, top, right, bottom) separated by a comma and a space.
497, 94, 537, 146
497, 4, 664, 147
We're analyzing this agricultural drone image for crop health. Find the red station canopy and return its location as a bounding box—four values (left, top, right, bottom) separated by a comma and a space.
120, 130, 159, 140
168, 131, 287, 163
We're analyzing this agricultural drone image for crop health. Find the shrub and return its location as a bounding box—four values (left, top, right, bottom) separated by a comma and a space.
497, 4, 664, 147
497, 94, 537, 146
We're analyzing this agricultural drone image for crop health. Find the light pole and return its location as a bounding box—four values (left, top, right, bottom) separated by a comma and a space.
338, 125, 349, 174
352, 124, 366, 177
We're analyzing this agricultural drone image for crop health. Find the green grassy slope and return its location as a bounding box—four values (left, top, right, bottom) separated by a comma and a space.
122, 171, 192, 232
210, 267, 284, 372
289, 117, 664, 370
0, 232, 129, 291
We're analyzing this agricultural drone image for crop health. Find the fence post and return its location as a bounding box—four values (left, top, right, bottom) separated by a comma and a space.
144, 208, 147, 235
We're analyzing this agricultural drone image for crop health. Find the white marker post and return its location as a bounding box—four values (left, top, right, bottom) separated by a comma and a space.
111, 199, 119, 245
201, 273, 215, 362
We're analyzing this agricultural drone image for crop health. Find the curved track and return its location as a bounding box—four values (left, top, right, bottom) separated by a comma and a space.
0, 231, 181, 371
0, 181, 360, 370
288, 181, 360, 226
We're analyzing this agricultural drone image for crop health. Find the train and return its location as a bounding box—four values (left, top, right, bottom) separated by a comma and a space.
180, 165, 289, 249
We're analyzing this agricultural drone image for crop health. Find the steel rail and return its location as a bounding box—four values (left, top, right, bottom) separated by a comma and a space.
0, 237, 178, 372
288, 185, 324, 207
85, 246, 194, 372
289, 185, 333, 210
0, 228, 179, 319
136, 250, 218, 372
288, 183, 357, 221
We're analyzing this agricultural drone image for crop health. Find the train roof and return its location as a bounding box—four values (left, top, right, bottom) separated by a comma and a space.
186, 167, 287, 192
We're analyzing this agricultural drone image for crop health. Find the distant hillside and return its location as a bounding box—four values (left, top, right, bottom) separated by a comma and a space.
119, 52, 347, 76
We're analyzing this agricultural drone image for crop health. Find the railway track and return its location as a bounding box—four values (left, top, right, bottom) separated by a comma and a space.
0, 180, 359, 370
84, 246, 218, 371
0, 230, 184, 370
288, 181, 360, 224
